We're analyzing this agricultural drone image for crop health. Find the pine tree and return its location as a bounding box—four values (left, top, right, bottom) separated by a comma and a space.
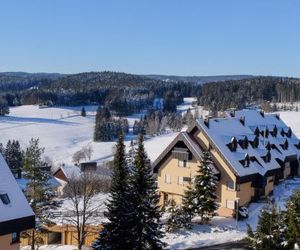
182, 184, 195, 227
0, 96, 9, 116
285, 191, 300, 248
193, 152, 218, 223
22, 138, 60, 250
93, 133, 132, 250
128, 135, 165, 249
0, 142, 4, 155
81, 106, 86, 117
247, 203, 287, 250
165, 199, 188, 232
5, 140, 23, 178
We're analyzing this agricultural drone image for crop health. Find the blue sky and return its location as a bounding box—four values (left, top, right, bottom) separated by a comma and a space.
1, 0, 300, 76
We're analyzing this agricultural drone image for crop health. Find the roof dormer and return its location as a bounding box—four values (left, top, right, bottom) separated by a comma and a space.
270, 125, 278, 137
228, 137, 238, 152
281, 139, 289, 150
240, 153, 251, 167
238, 136, 249, 149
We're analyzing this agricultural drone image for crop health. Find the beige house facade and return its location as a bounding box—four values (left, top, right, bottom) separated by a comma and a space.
153, 110, 300, 217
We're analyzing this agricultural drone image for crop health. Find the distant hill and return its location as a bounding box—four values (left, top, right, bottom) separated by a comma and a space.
143, 74, 254, 84
1, 71, 300, 114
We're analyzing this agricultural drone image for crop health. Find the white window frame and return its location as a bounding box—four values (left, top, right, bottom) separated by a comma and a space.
179, 159, 188, 168
178, 176, 184, 185
226, 199, 235, 209
165, 174, 171, 184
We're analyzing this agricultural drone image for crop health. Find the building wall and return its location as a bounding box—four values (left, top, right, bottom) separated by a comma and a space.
0, 234, 19, 250
156, 139, 245, 217
157, 154, 199, 199
21, 225, 102, 247
265, 176, 274, 196
237, 182, 252, 206
284, 162, 291, 179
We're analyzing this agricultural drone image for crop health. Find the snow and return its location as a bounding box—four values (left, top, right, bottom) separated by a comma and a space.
197, 110, 300, 177
0, 105, 177, 168
280, 111, 300, 137
50, 193, 108, 226
0, 154, 34, 222
163, 178, 300, 249
21, 245, 82, 250
177, 97, 209, 118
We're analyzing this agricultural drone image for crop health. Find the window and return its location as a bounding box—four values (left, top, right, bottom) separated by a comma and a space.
165, 174, 171, 184
0, 193, 10, 205
226, 181, 235, 191
179, 160, 188, 168
11, 232, 19, 244
178, 176, 184, 185
183, 177, 192, 183
226, 200, 235, 209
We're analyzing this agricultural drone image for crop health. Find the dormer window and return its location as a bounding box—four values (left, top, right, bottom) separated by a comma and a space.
262, 151, 271, 163
0, 193, 10, 205
254, 127, 260, 137
295, 141, 300, 149
271, 125, 278, 137
281, 140, 289, 150
265, 142, 271, 151
251, 136, 259, 149
244, 153, 250, 167
228, 137, 237, 152
240, 153, 251, 167
281, 129, 285, 137
286, 127, 292, 138
239, 136, 249, 149
261, 128, 269, 138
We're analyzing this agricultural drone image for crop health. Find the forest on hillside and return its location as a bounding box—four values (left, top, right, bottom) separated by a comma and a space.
198, 76, 300, 111
1, 72, 300, 116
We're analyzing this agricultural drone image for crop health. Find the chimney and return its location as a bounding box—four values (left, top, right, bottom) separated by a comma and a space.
260, 110, 265, 117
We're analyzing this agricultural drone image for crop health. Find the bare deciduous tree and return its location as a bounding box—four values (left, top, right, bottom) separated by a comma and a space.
63, 172, 110, 250
83, 145, 93, 160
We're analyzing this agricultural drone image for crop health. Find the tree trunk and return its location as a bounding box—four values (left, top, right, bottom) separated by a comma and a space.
31, 229, 35, 250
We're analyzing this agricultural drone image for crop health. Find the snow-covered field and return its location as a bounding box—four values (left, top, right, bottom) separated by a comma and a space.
0, 105, 177, 168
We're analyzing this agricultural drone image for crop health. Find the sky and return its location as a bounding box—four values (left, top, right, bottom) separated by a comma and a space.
0, 0, 300, 77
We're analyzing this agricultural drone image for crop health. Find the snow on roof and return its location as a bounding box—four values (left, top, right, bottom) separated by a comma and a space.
0, 154, 34, 222
50, 192, 108, 226
16, 176, 61, 191
59, 164, 112, 181
196, 112, 288, 177
152, 131, 219, 175
235, 110, 299, 159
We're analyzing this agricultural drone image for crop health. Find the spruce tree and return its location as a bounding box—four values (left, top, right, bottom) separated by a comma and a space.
165, 199, 188, 232
93, 133, 132, 250
128, 135, 165, 249
5, 140, 23, 178
182, 184, 196, 226
285, 191, 300, 248
0, 96, 9, 116
0, 142, 4, 155
22, 138, 60, 250
247, 203, 287, 250
193, 151, 218, 223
